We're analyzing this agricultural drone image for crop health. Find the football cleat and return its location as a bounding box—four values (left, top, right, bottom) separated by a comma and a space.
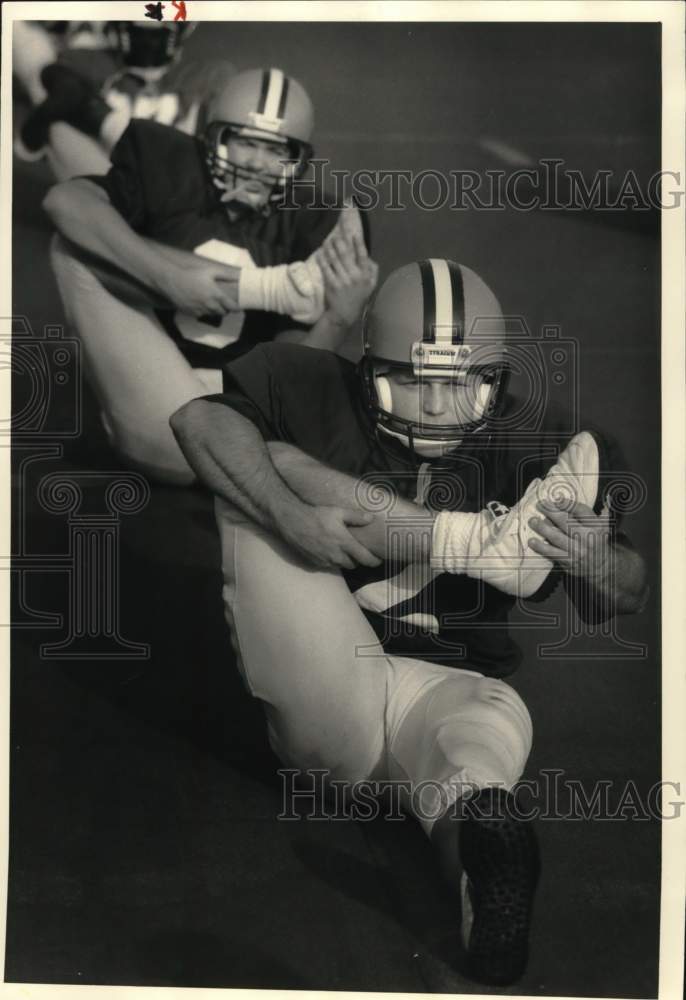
17, 64, 110, 155
431, 430, 600, 597
458, 787, 540, 986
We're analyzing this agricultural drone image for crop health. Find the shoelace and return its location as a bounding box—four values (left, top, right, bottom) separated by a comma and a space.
485, 478, 543, 549
486, 500, 510, 527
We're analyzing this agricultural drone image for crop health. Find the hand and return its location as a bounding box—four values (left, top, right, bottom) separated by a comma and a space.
279, 503, 382, 571
316, 229, 378, 328
527, 499, 611, 581
159, 256, 241, 317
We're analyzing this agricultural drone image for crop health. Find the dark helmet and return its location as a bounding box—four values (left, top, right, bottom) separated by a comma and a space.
106, 20, 196, 70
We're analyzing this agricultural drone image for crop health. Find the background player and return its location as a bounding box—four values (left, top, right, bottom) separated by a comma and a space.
13, 20, 110, 104
42, 66, 377, 484
15, 20, 229, 181
170, 258, 648, 986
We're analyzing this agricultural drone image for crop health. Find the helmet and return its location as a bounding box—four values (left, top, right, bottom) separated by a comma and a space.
361, 259, 509, 457
106, 21, 195, 71
55, 22, 112, 51
204, 67, 314, 206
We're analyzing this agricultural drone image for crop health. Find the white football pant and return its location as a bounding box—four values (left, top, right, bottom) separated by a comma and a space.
216, 500, 533, 835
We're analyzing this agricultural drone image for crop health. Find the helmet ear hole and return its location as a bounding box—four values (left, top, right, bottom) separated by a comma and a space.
375, 375, 393, 413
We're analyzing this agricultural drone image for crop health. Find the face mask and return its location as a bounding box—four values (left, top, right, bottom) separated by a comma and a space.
373, 372, 492, 453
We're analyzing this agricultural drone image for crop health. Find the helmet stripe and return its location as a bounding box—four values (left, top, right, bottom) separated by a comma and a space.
419, 259, 466, 345
418, 260, 436, 343
447, 260, 465, 344
277, 75, 290, 119
256, 69, 270, 114
429, 258, 454, 343
263, 68, 286, 120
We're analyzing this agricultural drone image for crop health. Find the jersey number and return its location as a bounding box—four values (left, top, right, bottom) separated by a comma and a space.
174, 239, 255, 350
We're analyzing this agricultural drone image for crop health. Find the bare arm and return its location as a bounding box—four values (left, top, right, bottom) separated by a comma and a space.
170, 400, 381, 570
528, 499, 649, 622
43, 178, 172, 293
56, 237, 205, 313
562, 540, 649, 623
43, 178, 239, 316
268, 441, 435, 562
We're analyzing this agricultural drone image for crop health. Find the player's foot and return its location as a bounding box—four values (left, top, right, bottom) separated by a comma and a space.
18, 65, 89, 154
13, 131, 48, 162
320, 200, 366, 259
17, 64, 109, 156
432, 430, 601, 596
458, 787, 540, 986
487, 428, 600, 553
336, 201, 366, 246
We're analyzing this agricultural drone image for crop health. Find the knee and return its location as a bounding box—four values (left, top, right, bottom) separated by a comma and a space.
442, 678, 532, 782
471, 679, 532, 769
480, 678, 531, 730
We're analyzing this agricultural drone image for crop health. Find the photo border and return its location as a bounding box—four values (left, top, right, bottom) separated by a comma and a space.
1, 3, 683, 999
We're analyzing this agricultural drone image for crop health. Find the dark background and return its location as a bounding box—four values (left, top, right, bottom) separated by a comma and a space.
8, 20, 661, 995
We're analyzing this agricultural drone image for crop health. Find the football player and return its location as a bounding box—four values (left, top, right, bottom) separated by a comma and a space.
43, 67, 376, 484
15, 21, 226, 181
13, 20, 110, 105
170, 258, 648, 986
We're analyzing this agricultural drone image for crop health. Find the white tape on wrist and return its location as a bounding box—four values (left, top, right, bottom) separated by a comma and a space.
238, 257, 325, 323
431, 510, 481, 573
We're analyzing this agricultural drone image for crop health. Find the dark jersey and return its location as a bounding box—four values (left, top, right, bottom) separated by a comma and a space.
87, 119, 347, 368
207, 342, 632, 678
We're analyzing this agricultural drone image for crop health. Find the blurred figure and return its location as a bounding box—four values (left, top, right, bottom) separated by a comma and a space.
15, 20, 233, 181
13, 21, 110, 104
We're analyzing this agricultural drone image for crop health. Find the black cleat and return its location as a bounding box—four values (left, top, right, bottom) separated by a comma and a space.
458, 787, 540, 986
17, 64, 110, 157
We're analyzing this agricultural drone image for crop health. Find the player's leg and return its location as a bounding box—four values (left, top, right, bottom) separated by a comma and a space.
216, 499, 390, 784
46, 121, 111, 182
50, 233, 216, 485
217, 498, 539, 983
385, 660, 538, 985
12, 22, 57, 104
386, 665, 532, 831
